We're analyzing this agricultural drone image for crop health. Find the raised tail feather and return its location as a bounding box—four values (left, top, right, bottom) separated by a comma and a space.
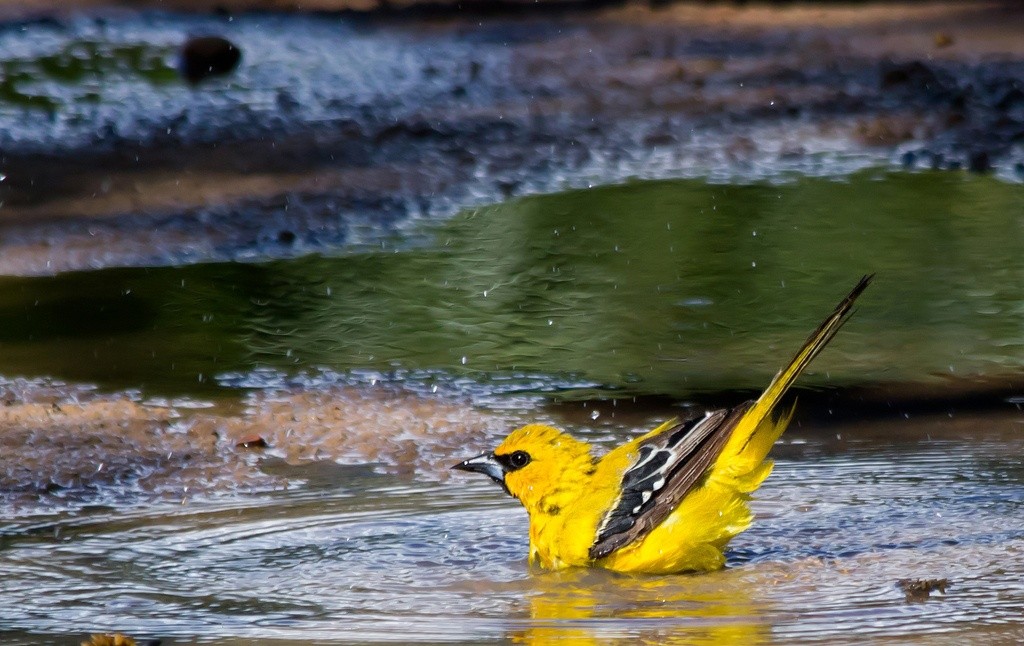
715, 274, 873, 481
589, 276, 873, 570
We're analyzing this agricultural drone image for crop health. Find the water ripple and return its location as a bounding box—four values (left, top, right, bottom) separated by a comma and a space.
1, 419, 1023, 644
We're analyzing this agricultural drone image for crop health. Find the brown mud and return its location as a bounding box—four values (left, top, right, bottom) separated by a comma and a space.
0, 377, 505, 510
3, 372, 1021, 509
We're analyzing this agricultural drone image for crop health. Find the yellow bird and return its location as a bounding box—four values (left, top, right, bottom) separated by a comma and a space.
453, 276, 872, 574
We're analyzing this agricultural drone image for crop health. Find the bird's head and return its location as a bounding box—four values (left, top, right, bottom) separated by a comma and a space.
452, 424, 595, 511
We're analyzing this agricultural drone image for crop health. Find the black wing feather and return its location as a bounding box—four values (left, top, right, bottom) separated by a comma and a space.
589, 403, 751, 560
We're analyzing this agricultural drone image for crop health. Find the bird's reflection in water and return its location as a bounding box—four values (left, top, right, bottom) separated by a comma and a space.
512, 567, 768, 645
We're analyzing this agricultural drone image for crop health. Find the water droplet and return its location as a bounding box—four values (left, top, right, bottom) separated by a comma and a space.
590, 410, 600, 420
461, 356, 468, 365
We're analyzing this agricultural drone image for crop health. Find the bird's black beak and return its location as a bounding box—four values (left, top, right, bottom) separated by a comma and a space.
452, 452, 504, 483
452, 452, 511, 495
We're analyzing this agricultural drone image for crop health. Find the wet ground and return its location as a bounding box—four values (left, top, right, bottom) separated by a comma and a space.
1, 1, 1024, 644
2, 2, 1024, 274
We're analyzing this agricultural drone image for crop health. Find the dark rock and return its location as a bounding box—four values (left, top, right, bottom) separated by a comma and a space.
897, 578, 948, 602
179, 36, 242, 84
496, 178, 520, 198
995, 85, 1024, 111
967, 150, 991, 173
373, 120, 442, 144
948, 90, 968, 111
276, 90, 300, 112
236, 435, 269, 449
643, 130, 677, 147
880, 60, 939, 92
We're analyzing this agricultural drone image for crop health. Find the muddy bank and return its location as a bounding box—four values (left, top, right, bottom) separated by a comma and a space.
3, 373, 1022, 512
0, 2, 1022, 274
0, 377, 504, 513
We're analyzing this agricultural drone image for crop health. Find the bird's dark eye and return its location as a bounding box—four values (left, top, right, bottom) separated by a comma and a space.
508, 450, 531, 470
494, 449, 532, 472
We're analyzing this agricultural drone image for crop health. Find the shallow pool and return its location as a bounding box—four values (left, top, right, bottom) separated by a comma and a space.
1, 171, 1023, 643
2, 409, 1022, 644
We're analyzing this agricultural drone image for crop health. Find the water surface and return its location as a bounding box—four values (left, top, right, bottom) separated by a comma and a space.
1, 412, 1022, 644
1, 171, 1023, 643
0, 170, 1022, 398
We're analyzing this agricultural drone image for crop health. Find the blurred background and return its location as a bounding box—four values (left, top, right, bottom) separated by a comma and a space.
0, 1, 1022, 645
